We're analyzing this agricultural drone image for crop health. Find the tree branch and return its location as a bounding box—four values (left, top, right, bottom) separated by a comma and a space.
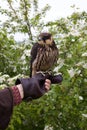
22, 0, 33, 41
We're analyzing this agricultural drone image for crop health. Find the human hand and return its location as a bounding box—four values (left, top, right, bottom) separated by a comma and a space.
15, 73, 51, 101
44, 79, 51, 92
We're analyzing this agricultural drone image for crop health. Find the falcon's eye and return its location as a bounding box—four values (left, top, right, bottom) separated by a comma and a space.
38, 37, 42, 41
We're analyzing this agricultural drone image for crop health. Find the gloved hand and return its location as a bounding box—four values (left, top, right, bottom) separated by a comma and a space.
15, 73, 63, 101
15, 73, 47, 101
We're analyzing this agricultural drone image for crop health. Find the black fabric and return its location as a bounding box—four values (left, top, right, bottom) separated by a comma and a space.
33, 73, 63, 84
49, 74, 63, 84
0, 88, 13, 130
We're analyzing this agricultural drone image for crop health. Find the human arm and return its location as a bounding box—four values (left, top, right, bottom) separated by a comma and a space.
0, 73, 63, 130
0, 74, 51, 130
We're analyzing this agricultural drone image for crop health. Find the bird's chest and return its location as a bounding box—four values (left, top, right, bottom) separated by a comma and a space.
34, 46, 58, 71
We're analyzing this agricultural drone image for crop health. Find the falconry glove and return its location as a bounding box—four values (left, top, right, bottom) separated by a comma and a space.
15, 73, 47, 101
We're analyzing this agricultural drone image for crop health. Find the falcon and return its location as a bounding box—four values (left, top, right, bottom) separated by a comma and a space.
30, 32, 59, 77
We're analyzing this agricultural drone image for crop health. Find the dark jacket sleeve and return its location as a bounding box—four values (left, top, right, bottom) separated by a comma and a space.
0, 88, 13, 130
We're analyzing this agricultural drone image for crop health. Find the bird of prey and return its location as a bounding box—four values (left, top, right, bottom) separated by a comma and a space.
30, 32, 59, 77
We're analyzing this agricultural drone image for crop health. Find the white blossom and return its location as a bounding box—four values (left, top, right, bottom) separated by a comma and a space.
24, 50, 31, 56
0, 74, 9, 83
54, 58, 64, 72
79, 96, 83, 100
82, 114, 87, 118
22, 60, 26, 65
44, 125, 53, 130
82, 52, 87, 57
76, 61, 87, 69
84, 79, 87, 82
67, 68, 75, 78
7, 74, 23, 85
71, 39, 75, 42
82, 41, 87, 47
67, 53, 72, 58
0, 77, 5, 84
21, 54, 25, 60
77, 70, 81, 75
13, 67, 17, 72
68, 30, 80, 36
0, 84, 7, 89
76, 61, 84, 66
84, 30, 87, 35
83, 63, 87, 69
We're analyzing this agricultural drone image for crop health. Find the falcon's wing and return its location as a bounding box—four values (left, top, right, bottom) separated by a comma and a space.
30, 43, 39, 77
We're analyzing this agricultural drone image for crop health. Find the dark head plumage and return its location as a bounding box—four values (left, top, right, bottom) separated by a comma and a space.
38, 32, 54, 46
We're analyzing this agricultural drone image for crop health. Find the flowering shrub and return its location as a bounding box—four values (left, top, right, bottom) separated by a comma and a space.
0, 1, 87, 129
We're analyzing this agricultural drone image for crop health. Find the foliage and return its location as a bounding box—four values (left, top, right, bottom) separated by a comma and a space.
0, 1, 87, 130
0, 0, 50, 41
0, 29, 31, 76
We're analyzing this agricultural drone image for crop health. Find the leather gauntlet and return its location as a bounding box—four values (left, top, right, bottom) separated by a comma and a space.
15, 74, 46, 101
15, 73, 63, 101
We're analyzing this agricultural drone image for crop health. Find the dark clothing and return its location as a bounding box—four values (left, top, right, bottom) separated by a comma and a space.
0, 88, 13, 130
0, 73, 63, 130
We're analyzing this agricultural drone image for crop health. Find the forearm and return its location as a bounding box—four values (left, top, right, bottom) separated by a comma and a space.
0, 88, 13, 130
16, 84, 24, 99
0, 85, 24, 130
0, 73, 51, 130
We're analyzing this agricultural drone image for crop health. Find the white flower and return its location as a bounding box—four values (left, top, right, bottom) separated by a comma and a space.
22, 60, 26, 65
77, 70, 81, 75
83, 63, 87, 69
67, 53, 72, 58
13, 67, 17, 72
76, 61, 87, 69
21, 55, 25, 60
44, 125, 53, 130
67, 68, 75, 78
0, 74, 9, 83
68, 68, 81, 78
84, 79, 87, 82
3, 74, 9, 78
71, 39, 75, 42
82, 114, 87, 118
24, 50, 31, 56
7, 74, 23, 84
54, 58, 64, 72
82, 41, 87, 47
76, 61, 84, 66
84, 30, 87, 35
0, 84, 7, 89
0, 77, 5, 83
79, 96, 83, 100
82, 52, 87, 57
